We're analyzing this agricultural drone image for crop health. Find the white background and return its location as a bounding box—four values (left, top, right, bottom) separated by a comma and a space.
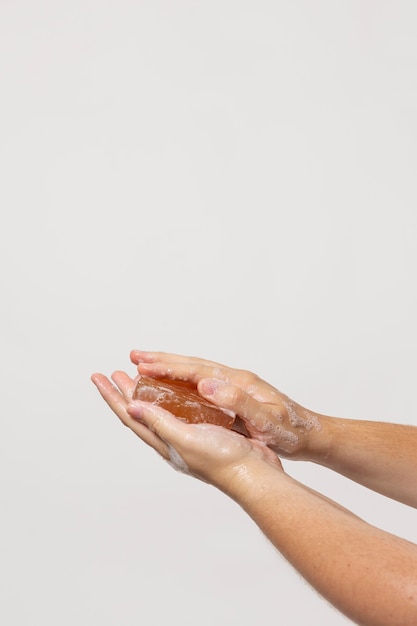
1, 2, 416, 625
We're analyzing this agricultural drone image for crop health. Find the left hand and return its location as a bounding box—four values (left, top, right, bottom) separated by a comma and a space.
130, 350, 322, 459
91, 370, 282, 491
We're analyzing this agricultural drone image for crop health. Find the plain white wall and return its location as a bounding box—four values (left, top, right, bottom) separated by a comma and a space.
1, 2, 416, 624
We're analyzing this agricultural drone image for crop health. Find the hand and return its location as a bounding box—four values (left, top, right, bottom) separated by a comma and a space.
130, 350, 323, 459
91, 370, 282, 492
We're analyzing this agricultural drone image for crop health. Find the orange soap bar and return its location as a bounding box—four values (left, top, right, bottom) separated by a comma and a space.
133, 376, 235, 428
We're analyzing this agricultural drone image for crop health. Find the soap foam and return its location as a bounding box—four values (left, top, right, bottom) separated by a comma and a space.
285, 401, 321, 431
166, 444, 190, 474
260, 420, 300, 452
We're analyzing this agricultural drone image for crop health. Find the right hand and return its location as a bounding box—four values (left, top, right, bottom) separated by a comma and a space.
131, 350, 323, 459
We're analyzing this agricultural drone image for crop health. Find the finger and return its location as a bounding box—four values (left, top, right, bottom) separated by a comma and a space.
91, 373, 131, 425
137, 361, 277, 402
127, 400, 192, 448
91, 374, 169, 458
137, 361, 230, 385
126, 412, 170, 459
111, 370, 137, 399
131, 352, 279, 402
198, 379, 278, 428
130, 350, 223, 368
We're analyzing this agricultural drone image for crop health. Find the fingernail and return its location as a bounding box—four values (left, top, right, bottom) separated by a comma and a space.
200, 379, 224, 395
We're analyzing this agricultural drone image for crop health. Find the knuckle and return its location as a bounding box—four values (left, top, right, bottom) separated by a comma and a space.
237, 368, 258, 386
150, 414, 163, 436
226, 385, 242, 405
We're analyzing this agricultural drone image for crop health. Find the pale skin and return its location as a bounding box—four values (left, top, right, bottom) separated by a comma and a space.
91, 350, 417, 626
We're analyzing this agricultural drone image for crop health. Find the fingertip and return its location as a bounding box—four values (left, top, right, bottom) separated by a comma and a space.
130, 350, 153, 364
130, 350, 140, 364
127, 401, 144, 418
110, 370, 125, 381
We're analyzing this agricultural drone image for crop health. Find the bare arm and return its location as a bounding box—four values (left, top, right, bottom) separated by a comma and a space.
307, 415, 417, 507
91, 368, 417, 626
229, 460, 417, 626
130, 350, 417, 507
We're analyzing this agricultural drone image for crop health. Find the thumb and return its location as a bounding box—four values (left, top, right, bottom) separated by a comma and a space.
127, 400, 189, 445
198, 378, 282, 432
198, 378, 264, 423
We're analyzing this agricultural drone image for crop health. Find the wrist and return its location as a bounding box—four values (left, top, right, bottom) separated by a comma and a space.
270, 400, 332, 461
299, 413, 336, 463
220, 456, 288, 504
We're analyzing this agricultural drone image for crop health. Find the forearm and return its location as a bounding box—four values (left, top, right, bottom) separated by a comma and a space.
94, 358, 417, 625
304, 417, 417, 507
227, 461, 417, 626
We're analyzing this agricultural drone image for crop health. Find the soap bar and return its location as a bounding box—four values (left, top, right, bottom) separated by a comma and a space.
133, 375, 235, 429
